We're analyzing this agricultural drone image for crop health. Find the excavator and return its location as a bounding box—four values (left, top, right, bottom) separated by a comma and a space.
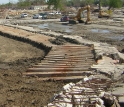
97, 2, 110, 18
98, 9, 110, 18
69, 5, 91, 24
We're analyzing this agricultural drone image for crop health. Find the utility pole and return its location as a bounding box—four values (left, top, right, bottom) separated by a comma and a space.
99, 0, 101, 10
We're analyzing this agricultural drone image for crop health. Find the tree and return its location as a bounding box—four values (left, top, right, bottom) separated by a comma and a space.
31, 0, 45, 5
101, 0, 109, 7
17, 0, 46, 9
85, 0, 94, 5
72, 0, 81, 7
66, 0, 74, 7
17, 0, 24, 9
108, 0, 122, 9
47, 0, 66, 11
66, 0, 95, 7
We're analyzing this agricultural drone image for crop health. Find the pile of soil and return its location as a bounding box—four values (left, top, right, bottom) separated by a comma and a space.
49, 35, 80, 45
0, 36, 64, 106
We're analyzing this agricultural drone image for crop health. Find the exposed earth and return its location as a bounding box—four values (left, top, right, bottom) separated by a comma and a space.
0, 17, 124, 106
0, 35, 64, 106
31, 20, 124, 53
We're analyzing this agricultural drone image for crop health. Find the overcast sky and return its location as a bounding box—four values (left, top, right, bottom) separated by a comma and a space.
0, 0, 48, 4
0, 0, 18, 4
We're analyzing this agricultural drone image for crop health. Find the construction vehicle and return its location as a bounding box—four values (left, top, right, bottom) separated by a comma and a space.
98, 9, 110, 18
69, 5, 91, 24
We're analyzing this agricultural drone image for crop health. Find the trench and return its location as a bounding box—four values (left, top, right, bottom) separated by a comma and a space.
0, 29, 52, 72
0, 30, 51, 54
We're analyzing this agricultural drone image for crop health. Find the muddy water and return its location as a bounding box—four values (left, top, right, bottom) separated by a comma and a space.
30, 23, 73, 33
28, 22, 124, 52
91, 29, 124, 41
106, 35, 124, 41
30, 23, 124, 41
91, 29, 110, 33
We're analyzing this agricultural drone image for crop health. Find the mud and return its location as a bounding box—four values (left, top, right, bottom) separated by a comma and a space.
0, 36, 64, 107
28, 20, 124, 53
0, 18, 124, 106
71, 24, 124, 53
41, 22, 124, 53
49, 35, 80, 45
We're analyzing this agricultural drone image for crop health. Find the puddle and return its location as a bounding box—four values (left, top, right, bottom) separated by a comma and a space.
91, 29, 110, 33
29, 24, 124, 41
91, 29, 124, 41
30, 23, 73, 33
38, 23, 49, 29
106, 35, 124, 41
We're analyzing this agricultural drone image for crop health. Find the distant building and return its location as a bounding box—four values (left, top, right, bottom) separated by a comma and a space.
30, 5, 47, 10
30, 5, 53, 10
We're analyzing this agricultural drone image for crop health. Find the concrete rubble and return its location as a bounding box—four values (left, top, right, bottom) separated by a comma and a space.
46, 76, 120, 107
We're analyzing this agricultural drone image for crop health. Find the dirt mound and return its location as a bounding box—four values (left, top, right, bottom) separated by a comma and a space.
49, 36, 80, 45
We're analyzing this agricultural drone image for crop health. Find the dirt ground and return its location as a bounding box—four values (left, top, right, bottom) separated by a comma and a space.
29, 18, 124, 53
37, 21, 124, 53
70, 23, 124, 53
0, 15, 124, 106
0, 36, 64, 107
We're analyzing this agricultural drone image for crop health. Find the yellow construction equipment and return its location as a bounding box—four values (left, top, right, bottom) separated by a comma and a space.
98, 9, 110, 18
69, 5, 91, 24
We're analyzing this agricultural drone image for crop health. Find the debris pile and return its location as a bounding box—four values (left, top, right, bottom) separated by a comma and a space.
91, 56, 124, 78
47, 76, 120, 107
49, 36, 80, 45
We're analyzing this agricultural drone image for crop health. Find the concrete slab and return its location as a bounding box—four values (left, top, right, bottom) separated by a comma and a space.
113, 18, 124, 21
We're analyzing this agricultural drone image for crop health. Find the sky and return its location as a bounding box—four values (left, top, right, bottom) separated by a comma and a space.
0, 0, 18, 4
0, 0, 48, 4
